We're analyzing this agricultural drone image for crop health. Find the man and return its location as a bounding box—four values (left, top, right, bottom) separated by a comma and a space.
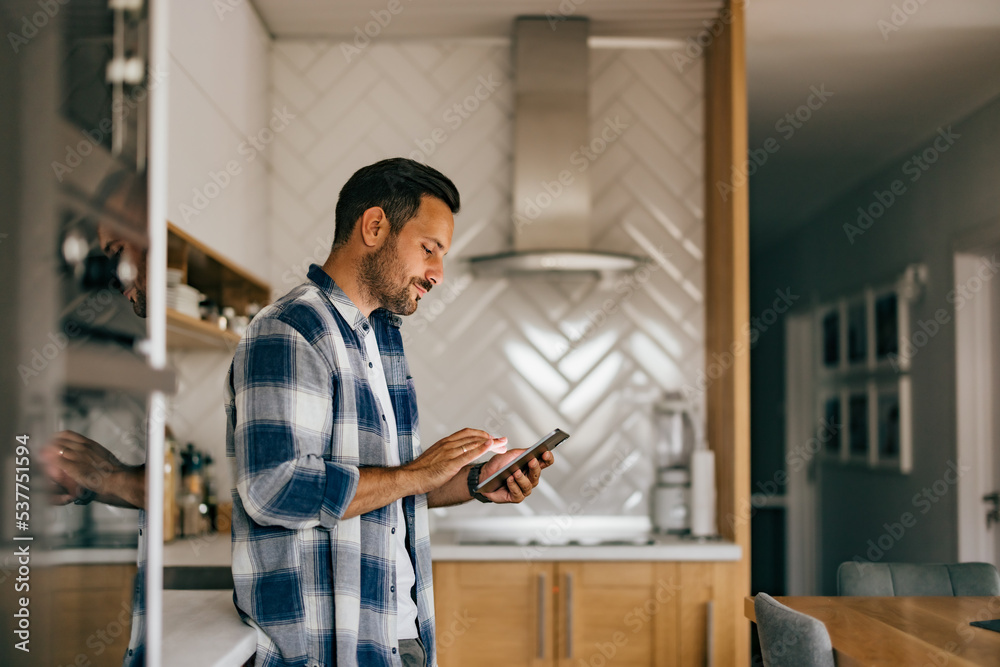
41, 169, 150, 667
227, 158, 553, 667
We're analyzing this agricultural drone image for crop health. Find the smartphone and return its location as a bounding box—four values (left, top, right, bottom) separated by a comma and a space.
476, 429, 569, 494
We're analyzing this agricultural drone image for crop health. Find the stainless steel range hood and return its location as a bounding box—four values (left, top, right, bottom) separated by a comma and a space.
468, 17, 642, 276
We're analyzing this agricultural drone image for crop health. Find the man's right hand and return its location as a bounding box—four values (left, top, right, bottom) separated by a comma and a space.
403, 428, 507, 495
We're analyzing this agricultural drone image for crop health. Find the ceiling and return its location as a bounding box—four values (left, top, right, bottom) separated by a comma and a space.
747, 0, 1000, 248
250, 0, 725, 39
250, 0, 1000, 249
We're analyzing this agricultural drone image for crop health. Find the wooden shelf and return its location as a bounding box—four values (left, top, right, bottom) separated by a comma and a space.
166, 222, 271, 351
66, 346, 176, 393
167, 308, 242, 351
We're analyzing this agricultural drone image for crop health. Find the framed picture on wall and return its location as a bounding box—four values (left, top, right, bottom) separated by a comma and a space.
846, 298, 868, 367
874, 287, 912, 372
812, 265, 923, 474
877, 387, 900, 459
818, 390, 845, 460
847, 388, 869, 461
874, 291, 899, 360
816, 274, 919, 376
821, 306, 840, 370
874, 377, 912, 473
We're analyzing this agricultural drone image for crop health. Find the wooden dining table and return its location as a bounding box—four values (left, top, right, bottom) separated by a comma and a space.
745, 595, 1000, 666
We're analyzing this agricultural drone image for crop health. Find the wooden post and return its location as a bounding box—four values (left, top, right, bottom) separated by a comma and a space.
704, 0, 751, 664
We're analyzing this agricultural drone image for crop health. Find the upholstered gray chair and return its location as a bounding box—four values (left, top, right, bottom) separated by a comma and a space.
754, 592, 836, 667
837, 562, 1000, 596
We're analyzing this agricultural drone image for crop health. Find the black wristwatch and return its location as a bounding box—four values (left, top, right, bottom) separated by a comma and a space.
73, 487, 97, 506
466, 464, 491, 503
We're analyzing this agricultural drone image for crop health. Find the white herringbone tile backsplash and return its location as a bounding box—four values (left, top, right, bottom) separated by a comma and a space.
268, 39, 704, 524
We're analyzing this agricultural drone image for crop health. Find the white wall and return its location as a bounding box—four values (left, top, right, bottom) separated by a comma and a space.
165, 0, 270, 495
166, 0, 270, 275
751, 94, 1000, 593
267, 39, 707, 526
161, 29, 709, 526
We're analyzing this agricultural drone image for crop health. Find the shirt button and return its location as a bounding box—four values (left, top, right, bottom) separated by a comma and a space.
382, 414, 386, 421
392, 648, 397, 655
362, 324, 369, 331
368, 361, 373, 368
391, 527, 396, 534
138, 528, 142, 536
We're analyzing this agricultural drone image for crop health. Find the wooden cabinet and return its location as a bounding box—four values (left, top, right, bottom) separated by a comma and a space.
433, 561, 552, 666
36, 564, 138, 667
433, 561, 739, 667
166, 222, 271, 350
556, 561, 663, 667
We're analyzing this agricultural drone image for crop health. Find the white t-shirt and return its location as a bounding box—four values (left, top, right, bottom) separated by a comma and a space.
361, 330, 420, 641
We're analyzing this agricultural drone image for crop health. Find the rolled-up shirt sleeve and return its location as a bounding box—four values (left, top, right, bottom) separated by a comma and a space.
231, 315, 358, 529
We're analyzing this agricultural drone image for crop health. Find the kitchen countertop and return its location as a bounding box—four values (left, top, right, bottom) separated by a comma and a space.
430, 531, 742, 561
37, 547, 139, 566
36, 531, 232, 567
42, 527, 741, 568
164, 532, 232, 566
53, 528, 741, 567
163, 590, 255, 667
162, 531, 741, 565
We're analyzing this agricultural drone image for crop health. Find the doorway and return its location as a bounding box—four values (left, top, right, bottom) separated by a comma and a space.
785, 312, 822, 594
955, 242, 1000, 568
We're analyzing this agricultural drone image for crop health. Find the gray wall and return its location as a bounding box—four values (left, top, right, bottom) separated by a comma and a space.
750, 93, 1000, 594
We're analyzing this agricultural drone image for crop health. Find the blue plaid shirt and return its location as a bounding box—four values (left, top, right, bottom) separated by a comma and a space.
122, 510, 145, 667
226, 264, 435, 667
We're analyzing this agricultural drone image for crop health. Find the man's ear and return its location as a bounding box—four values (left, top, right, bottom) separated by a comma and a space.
358, 206, 388, 248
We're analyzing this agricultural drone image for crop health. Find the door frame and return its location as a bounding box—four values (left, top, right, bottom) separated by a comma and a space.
954, 220, 1000, 565
785, 312, 822, 594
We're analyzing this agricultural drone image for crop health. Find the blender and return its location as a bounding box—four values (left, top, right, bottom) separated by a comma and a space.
651, 392, 700, 533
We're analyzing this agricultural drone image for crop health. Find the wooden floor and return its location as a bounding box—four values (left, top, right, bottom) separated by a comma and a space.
746, 595, 1000, 666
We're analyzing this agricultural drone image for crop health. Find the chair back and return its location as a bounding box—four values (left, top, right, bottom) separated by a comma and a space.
837, 562, 1000, 596
754, 592, 836, 667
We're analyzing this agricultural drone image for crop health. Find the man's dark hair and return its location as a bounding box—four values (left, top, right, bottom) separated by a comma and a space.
94, 168, 147, 230
332, 158, 460, 250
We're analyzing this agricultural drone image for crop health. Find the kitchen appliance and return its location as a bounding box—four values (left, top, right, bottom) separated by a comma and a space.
690, 448, 718, 537
467, 17, 642, 277
650, 393, 700, 534
652, 468, 690, 534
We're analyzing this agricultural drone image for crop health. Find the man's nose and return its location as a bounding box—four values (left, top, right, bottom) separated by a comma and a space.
426, 259, 444, 286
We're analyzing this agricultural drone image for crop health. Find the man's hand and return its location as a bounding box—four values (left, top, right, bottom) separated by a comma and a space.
403, 428, 507, 495
480, 449, 555, 504
40, 431, 145, 509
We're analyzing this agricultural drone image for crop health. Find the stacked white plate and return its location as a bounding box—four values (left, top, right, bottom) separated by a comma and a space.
167, 283, 203, 319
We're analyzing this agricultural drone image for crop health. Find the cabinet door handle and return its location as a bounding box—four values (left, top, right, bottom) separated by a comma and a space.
565, 572, 574, 659
705, 600, 714, 667
537, 572, 546, 659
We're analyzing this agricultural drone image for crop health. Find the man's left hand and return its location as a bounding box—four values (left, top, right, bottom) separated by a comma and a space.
40, 430, 145, 509
480, 450, 554, 504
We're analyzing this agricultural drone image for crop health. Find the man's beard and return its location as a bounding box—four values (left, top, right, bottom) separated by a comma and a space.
357, 235, 431, 316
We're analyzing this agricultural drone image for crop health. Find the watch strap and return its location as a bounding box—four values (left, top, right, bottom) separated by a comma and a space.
466, 463, 491, 503
73, 487, 97, 506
